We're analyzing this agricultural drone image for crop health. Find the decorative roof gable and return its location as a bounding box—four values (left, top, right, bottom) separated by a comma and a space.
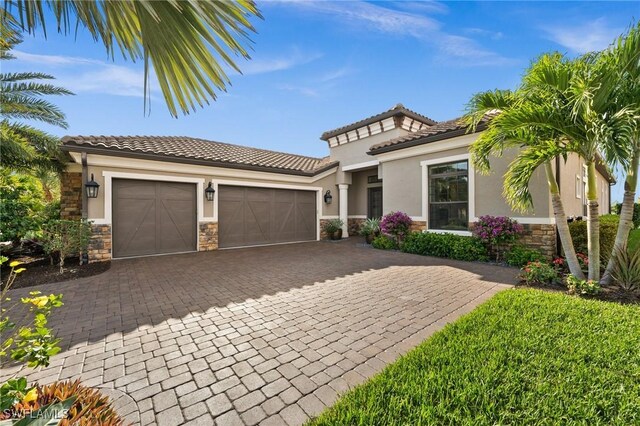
320, 103, 437, 147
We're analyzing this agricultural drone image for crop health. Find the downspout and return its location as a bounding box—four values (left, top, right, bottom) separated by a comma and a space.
81, 152, 89, 265
555, 156, 562, 257
81, 152, 88, 220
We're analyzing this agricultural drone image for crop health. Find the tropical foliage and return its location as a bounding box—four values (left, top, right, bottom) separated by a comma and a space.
1, 22, 71, 173
0, 170, 47, 244
465, 22, 640, 284
3, 0, 261, 117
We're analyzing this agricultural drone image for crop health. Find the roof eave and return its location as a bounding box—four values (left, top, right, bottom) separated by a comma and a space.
61, 144, 338, 177
320, 109, 437, 141
367, 124, 484, 155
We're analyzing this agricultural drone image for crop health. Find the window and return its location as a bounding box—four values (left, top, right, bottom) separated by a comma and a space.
576, 175, 581, 199
428, 160, 468, 230
367, 175, 382, 184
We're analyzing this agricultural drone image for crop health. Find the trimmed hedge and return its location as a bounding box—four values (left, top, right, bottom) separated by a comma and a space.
568, 214, 618, 264
401, 231, 489, 262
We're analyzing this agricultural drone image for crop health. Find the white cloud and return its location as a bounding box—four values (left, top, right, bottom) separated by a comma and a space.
543, 18, 622, 54
12, 50, 150, 98
239, 50, 323, 75
464, 28, 504, 40
281, 1, 512, 67
277, 83, 319, 97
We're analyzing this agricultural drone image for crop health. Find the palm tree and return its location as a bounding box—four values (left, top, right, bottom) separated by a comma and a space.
602, 23, 640, 284
465, 89, 586, 279
2, 0, 261, 117
1, 28, 71, 173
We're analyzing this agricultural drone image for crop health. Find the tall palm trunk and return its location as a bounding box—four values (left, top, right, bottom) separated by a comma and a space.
544, 162, 585, 279
586, 161, 600, 281
602, 147, 639, 284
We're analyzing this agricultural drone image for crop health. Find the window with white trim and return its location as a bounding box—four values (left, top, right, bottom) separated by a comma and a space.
576, 175, 581, 199
428, 160, 469, 230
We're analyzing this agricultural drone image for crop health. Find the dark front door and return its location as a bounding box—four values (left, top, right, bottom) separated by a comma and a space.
112, 179, 197, 258
218, 186, 317, 248
368, 187, 383, 219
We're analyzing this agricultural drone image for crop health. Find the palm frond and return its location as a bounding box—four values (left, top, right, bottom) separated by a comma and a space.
1, 94, 68, 127
1, 80, 74, 98
5, 0, 262, 117
504, 143, 564, 212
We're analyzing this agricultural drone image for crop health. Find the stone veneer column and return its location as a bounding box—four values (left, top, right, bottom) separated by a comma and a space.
338, 184, 349, 238
60, 172, 82, 220
199, 222, 219, 251
87, 224, 112, 262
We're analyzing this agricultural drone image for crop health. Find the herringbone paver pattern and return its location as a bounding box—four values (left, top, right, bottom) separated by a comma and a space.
0, 240, 516, 425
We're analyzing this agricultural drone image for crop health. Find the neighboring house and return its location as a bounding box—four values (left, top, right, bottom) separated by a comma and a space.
60, 104, 614, 261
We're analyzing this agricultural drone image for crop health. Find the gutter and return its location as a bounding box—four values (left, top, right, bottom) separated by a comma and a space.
61, 145, 339, 178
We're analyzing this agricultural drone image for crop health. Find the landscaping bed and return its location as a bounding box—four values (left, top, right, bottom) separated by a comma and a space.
310, 289, 640, 425
0, 256, 110, 290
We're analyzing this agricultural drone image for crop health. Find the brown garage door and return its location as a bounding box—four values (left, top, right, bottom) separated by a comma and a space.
218, 186, 316, 248
112, 179, 197, 258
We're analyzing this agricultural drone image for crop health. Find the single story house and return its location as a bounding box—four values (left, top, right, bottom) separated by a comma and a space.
59, 103, 614, 261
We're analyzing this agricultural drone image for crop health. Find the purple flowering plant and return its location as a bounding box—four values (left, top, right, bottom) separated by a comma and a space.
473, 215, 524, 261
380, 211, 413, 245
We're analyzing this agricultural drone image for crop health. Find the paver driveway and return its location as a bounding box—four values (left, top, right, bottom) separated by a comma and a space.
1, 239, 516, 425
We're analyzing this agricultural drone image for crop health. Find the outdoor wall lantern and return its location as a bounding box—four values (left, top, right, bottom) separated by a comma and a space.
205, 182, 216, 202
85, 174, 100, 199
324, 190, 333, 204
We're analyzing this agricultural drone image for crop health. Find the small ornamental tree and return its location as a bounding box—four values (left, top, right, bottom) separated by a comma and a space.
473, 215, 524, 261
42, 220, 92, 273
380, 212, 413, 246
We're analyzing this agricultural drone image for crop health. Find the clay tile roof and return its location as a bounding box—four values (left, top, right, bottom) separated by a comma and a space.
368, 111, 498, 154
61, 135, 337, 176
320, 103, 437, 141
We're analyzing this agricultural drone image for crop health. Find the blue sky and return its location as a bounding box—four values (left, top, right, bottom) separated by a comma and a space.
6, 1, 638, 202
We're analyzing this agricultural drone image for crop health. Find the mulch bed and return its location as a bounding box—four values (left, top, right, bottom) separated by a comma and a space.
518, 281, 640, 305
1, 256, 111, 290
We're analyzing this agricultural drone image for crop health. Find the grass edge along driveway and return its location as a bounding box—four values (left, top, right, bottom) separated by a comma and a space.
309, 289, 640, 426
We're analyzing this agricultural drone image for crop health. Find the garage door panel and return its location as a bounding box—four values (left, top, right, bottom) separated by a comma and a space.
245, 200, 271, 245
219, 186, 316, 248
112, 179, 196, 258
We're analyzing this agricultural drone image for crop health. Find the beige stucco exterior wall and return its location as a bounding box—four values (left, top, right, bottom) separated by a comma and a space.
329, 128, 410, 167
476, 148, 551, 219
558, 153, 610, 217
347, 168, 380, 217
378, 140, 552, 221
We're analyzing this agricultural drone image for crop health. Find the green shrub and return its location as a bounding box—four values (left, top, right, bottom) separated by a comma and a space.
614, 200, 640, 229
566, 275, 601, 296
519, 261, 559, 285
0, 171, 46, 244
401, 232, 489, 262
505, 245, 545, 267
568, 214, 618, 265
41, 220, 92, 273
371, 234, 397, 250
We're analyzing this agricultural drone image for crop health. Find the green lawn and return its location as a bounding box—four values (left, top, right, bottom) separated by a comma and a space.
630, 228, 640, 254
310, 290, 640, 425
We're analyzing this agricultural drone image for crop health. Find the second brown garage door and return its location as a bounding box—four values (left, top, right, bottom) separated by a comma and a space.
218, 186, 317, 248
112, 179, 197, 258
